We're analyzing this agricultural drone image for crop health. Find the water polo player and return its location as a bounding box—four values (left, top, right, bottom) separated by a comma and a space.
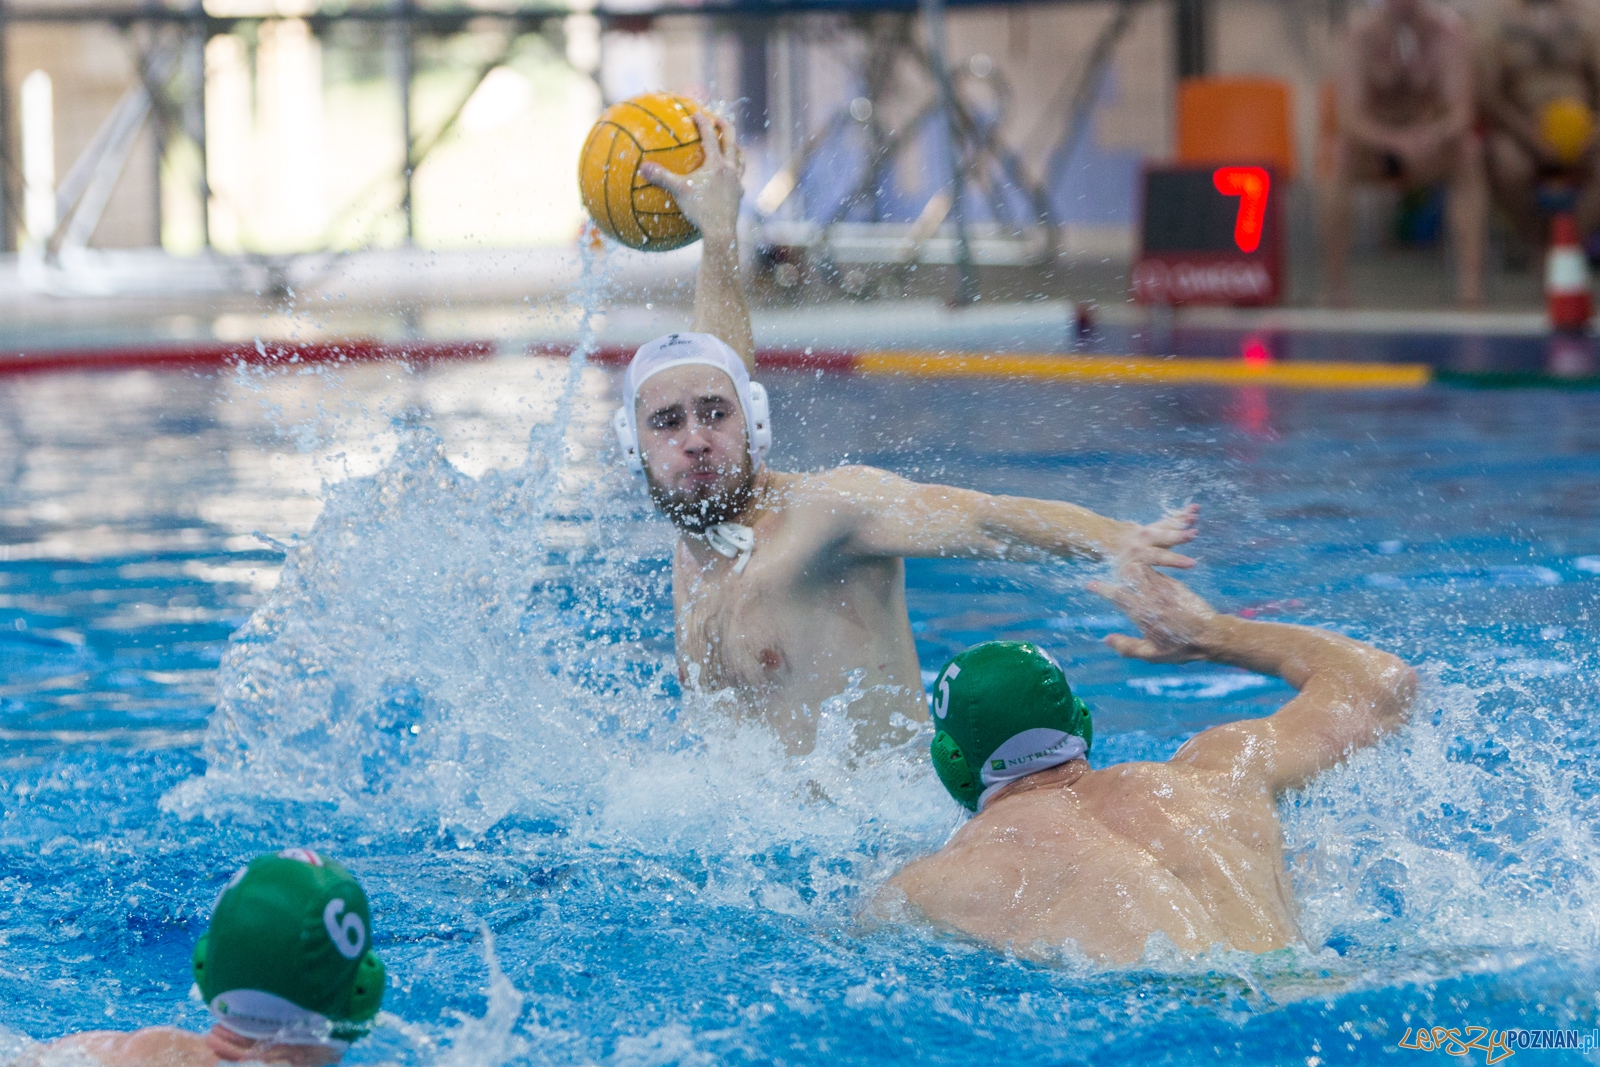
885, 563, 1416, 962
21, 849, 383, 1066
626, 111, 1200, 753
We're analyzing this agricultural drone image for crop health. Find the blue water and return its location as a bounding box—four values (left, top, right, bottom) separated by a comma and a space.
2, 354, 1599, 1065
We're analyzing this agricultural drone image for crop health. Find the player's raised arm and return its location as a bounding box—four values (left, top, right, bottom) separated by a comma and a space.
819, 466, 1197, 568
640, 111, 755, 373
1090, 564, 1417, 796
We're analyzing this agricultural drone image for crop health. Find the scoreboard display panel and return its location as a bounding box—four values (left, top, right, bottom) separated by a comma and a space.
1132, 164, 1282, 306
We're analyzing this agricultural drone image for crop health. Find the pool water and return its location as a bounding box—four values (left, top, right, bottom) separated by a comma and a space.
1, 351, 1599, 1065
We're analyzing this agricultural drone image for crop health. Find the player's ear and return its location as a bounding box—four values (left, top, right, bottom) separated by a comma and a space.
191, 934, 209, 993
931, 732, 980, 811
342, 951, 386, 1023
1072, 695, 1094, 754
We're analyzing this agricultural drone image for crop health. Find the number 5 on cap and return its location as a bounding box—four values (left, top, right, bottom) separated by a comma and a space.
934, 664, 961, 719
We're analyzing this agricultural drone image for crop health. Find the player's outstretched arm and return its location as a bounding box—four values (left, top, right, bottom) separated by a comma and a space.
1089, 564, 1416, 796
639, 111, 755, 374
822, 466, 1197, 568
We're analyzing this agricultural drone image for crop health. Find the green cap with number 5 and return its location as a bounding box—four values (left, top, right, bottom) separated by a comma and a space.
192, 849, 385, 1046
929, 641, 1093, 813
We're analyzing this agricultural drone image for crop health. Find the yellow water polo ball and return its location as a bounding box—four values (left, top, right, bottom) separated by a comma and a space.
578, 92, 709, 252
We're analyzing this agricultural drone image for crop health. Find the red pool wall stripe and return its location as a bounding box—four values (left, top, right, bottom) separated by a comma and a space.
0, 340, 496, 376
0, 341, 1434, 388
0, 340, 856, 377
530, 342, 857, 372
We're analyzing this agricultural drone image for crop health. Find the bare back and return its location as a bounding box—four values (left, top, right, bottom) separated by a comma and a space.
887, 759, 1295, 963
20, 1029, 218, 1067
882, 566, 1417, 965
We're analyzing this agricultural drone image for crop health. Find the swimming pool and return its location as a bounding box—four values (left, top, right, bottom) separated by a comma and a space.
1, 350, 1598, 1064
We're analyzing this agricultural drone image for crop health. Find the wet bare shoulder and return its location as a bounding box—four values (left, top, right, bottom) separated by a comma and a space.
883, 827, 1021, 922
775, 465, 907, 523
788, 464, 906, 499
1078, 760, 1232, 823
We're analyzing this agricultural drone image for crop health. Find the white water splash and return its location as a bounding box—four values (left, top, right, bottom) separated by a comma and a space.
1284, 669, 1600, 960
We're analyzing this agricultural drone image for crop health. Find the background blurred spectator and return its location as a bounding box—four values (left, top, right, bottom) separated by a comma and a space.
1321, 0, 1488, 306
1476, 0, 1600, 251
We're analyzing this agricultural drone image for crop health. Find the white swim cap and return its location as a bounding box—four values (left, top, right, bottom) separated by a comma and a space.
612, 332, 772, 474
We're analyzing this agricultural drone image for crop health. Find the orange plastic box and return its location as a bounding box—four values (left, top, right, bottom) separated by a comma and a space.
1176, 78, 1295, 179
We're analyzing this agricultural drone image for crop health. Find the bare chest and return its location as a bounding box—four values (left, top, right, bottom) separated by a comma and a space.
671, 536, 913, 703
674, 552, 796, 690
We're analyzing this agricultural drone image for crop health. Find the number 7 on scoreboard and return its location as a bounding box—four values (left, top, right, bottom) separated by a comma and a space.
1212, 166, 1271, 254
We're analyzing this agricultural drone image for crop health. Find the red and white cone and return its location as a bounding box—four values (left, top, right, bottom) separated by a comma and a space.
1546, 212, 1592, 333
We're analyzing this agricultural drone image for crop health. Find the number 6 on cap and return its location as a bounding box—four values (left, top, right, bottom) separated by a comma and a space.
324, 899, 367, 960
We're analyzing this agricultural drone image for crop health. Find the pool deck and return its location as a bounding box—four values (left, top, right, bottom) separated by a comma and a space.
0, 246, 1595, 385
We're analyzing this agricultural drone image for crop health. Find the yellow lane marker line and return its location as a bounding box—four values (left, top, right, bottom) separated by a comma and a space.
854, 352, 1433, 389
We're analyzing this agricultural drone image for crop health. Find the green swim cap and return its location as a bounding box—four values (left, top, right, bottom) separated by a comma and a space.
929, 641, 1093, 812
192, 849, 385, 1046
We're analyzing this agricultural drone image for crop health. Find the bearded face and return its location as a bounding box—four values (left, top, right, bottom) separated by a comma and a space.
645, 448, 757, 534
633, 364, 759, 534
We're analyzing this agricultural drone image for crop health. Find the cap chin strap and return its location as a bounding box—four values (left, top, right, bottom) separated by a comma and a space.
206, 989, 352, 1051
703, 522, 755, 574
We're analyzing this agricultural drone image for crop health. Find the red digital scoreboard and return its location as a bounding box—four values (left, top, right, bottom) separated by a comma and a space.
1131, 164, 1282, 306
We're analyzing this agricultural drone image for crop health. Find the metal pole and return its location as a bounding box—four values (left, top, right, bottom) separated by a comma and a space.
738, 16, 768, 137
0, 0, 13, 253
398, 0, 415, 244
146, 31, 166, 247
192, 3, 209, 248
918, 0, 977, 305
1175, 0, 1207, 79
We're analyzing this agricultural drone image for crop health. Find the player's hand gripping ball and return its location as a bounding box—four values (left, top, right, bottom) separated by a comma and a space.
579, 92, 717, 251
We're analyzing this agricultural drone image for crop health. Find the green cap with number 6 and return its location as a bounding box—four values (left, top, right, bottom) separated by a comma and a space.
192, 849, 385, 1047
929, 641, 1093, 813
